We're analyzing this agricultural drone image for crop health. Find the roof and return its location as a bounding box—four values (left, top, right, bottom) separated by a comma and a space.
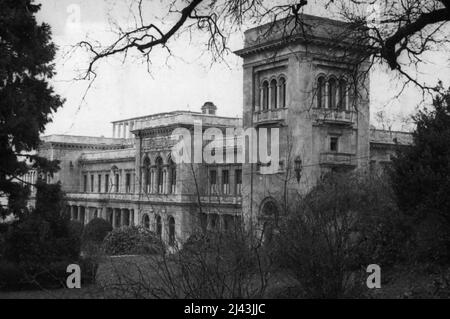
370, 129, 413, 146
235, 13, 367, 57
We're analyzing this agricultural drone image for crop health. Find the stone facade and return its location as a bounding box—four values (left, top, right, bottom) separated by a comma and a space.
25, 14, 413, 245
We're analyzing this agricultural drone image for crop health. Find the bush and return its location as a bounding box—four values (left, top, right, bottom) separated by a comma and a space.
82, 218, 112, 245
102, 226, 164, 256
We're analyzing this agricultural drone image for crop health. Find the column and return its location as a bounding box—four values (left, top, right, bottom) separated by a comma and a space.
258, 87, 263, 112
129, 209, 134, 226
123, 123, 127, 138
325, 82, 329, 109
346, 84, 350, 111
164, 168, 170, 194
112, 124, 116, 138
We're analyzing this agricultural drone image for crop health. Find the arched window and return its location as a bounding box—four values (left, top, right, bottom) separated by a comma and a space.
317, 76, 326, 108
270, 79, 278, 109
155, 157, 163, 193
279, 77, 286, 108
168, 216, 176, 246
168, 157, 176, 194
143, 156, 150, 193
339, 79, 347, 110
328, 78, 337, 109
143, 214, 150, 229
155, 215, 162, 238
260, 199, 279, 244
262, 81, 269, 110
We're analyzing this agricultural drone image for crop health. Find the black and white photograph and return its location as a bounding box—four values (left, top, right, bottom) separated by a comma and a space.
1, 0, 450, 304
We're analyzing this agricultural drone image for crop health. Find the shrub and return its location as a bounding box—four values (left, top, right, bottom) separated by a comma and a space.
103, 226, 164, 256
82, 218, 112, 245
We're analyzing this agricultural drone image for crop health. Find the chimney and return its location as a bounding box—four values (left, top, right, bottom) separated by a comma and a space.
201, 102, 217, 115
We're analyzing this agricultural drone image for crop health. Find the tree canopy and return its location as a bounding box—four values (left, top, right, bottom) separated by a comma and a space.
0, 0, 63, 215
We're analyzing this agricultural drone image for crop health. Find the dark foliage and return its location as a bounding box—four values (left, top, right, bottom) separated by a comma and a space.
390, 84, 450, 263
103, 226, 164, 256
0, 0, 64, 216
82, 218, 112, 245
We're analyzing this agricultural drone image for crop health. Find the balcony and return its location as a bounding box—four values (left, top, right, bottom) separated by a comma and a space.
320, 152, 356, 167
311, 108, 357, 126
253, 108, 288, 126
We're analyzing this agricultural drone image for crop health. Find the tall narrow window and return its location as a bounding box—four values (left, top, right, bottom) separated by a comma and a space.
105, 174, 109, 193
155, 215, 162, 238
222, 170, 230, 195
169, 158, 176, 194
339, 79, 347, 110
83, 175, 87, 193
270, 79, 277, 109
90, 175, 94, 193
168, 216, 176, 246
317, 76, 325, 108
279, 77, 286, 108
328, 78, 337, 109
115, 173, 119, 193
98, 175, 102, 193
235, 169, 242, 195
156, 157, 163, 193
143, 157, 151, 194
262, 81, 269, 110
126, 173, 131, 193
210, 170, 217, 194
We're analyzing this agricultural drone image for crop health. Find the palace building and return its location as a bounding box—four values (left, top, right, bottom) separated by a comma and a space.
24, 14, 412, 246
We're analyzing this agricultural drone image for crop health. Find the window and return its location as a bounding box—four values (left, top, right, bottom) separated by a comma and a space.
98, 175, 102, 193
222, 169, 229, 194
235, 169, 242, 195
210, 170, 217, 194
105, 174, 109, 193
317, 76, 325, 108
279, 77, 286, 108
143, 156, 151, 193
156, 157, 163, 193
169, 158, 176, 194
168, 216, 176, 246
270, 79, 277, 109
328, 78, 337, 109
90, 175, 94, 192
115, 174, 119, 193
125, 173, 131, 193
210, 214, 218, 231
330, 136, 339, 152
155, 215, 162, 238
339, 79, 347, 110
262, 81, 269, 110
143, 214, 150, 229
83, 175, 87, 192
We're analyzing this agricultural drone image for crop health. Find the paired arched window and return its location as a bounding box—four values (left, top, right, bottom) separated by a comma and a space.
168, 216, 176, 246
260, 77, 287, 110
317, 76, 348, 110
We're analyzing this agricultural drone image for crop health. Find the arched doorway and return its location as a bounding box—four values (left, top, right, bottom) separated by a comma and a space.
260, 199, 279, 244
143, 214, 150, 229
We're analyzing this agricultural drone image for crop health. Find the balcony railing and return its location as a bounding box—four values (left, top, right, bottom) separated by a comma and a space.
320, 152, 356, 167
253, 108, 288, 125
311, 108, 357, 126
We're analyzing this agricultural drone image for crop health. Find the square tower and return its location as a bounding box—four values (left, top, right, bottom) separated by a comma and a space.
234, 14, 370, 226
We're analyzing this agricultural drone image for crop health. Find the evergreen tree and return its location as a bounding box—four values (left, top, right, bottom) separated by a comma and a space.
0, 0, 63, 216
